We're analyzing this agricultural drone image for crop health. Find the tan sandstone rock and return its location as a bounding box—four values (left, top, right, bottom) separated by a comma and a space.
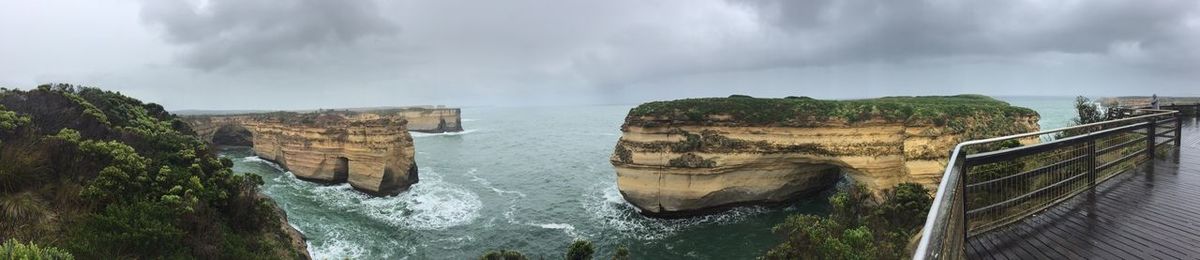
611, 95, 1040, 217
186, 112, 418, 195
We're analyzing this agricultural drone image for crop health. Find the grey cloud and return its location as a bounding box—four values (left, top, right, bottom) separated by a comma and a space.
571, 0, 1200, 85
138, 0, 397, 70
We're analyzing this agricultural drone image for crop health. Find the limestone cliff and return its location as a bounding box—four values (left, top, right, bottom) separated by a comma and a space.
186, 112, 419, 195
353, 107, 463, 133
611, 95, 1039, 217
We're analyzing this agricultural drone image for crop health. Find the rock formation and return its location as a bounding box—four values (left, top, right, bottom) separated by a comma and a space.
353, 107, 463, 133
611, 95, 1040, 217
186, 111, 419, 195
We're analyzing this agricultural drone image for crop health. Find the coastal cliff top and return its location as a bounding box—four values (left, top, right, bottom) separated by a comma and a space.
184, 110, 409, 128
626, 94, 1038, 128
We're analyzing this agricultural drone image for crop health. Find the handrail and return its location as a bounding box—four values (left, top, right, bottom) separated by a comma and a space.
913, 108, 1181, 260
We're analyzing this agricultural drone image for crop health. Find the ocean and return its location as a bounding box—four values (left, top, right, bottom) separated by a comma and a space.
219, 96, 1078, 259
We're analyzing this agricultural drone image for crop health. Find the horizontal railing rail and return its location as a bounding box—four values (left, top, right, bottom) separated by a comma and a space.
914, 108, 1183, 260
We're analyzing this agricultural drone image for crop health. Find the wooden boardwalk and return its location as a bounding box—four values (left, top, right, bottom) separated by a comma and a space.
966, 117, 1200, 259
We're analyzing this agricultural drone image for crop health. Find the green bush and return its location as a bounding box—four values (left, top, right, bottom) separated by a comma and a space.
67, 201, 187, 258
626, 95, 1038, 138
0, 85, 297, 258
612, 245, 630, 260
566, 240, 595, 260
765, 183, 932, 260
481, 250, 529, 260
0, 239, 74, 260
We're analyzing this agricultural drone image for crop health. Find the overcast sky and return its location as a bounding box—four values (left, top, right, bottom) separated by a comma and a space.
1, 0, 1198, 110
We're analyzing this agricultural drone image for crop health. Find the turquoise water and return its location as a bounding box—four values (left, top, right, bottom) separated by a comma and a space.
219, 96, 1076, 259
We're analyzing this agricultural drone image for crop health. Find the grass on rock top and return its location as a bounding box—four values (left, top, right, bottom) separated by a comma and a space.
627, 94, 1039, 127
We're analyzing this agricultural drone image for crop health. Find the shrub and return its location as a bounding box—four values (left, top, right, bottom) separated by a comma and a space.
612, 245, 630, 260
765, 183, 932, 260
481, 250, 529, 260
0, 239, 74, 260
67, 201, 187, 258
566, 240, 595, 260
0, 85, 295, 258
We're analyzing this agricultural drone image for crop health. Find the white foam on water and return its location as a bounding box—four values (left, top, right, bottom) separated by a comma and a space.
465, 168, 527, 198
242, 156, 287, 172
461, 118, 479, 122
308, 233, 368, 260
534, 223, 581, 238
242, 154, 483, 233
589, 184, 771, 240
285, 168, 482, 231
410, 129, 479, 138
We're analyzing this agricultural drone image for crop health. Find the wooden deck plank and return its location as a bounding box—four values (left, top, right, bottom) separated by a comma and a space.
967, 118, 1200, 259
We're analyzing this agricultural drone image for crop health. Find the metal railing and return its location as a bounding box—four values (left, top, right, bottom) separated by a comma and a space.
913, 108, 1183, 260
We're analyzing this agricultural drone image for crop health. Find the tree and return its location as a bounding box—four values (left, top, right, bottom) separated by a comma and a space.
566, 240, 595, 260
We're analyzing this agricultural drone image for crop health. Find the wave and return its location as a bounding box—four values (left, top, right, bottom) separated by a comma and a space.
410, 129, 479, 138
465, 168, 527, 198
588, 184, 771, 240
461, 118, 479, 122
533, 223, 580, 238
241, 156, 287, 172
242, 156, 483, 230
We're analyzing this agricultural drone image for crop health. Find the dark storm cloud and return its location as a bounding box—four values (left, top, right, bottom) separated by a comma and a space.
138, 0, 396, 70
573, 0, 1200, 85
748, 0, 1199, 63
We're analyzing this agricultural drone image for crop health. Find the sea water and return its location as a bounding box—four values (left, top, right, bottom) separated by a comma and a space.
219, 96, 1076, 259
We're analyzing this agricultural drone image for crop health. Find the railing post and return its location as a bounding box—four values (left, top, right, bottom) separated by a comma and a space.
1176, 114, 1184, 148
1087, 138, 1097, 186
1147, 117, 1156, 160
957, 152, 969, 259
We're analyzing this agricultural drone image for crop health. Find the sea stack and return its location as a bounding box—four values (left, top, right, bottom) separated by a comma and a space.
186, 111, 419, 195
610, 95, 1040, 217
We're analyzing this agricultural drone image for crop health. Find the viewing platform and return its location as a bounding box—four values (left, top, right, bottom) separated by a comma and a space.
915, 108, 1198, 259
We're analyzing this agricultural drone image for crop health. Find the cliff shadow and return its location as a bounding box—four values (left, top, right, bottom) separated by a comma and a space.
333, 156, 350, 182
211, 124, 254, 147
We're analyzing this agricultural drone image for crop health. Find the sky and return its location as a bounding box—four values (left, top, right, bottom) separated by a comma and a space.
1, 0, 1198, 110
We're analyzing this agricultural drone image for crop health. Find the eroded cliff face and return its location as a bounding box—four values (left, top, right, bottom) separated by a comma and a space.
611, 95, 1040, 217
186, 112, 418, 195
352, 108, 463, 133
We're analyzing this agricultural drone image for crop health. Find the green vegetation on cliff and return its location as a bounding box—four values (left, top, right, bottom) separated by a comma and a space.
0, 84, 303, 259
480, 239, 627, 260
627, 95, 1038, 131
765, 183, 932, 260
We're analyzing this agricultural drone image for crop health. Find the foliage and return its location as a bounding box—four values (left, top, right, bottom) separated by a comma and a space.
0, 85, 300, 259
66, 201, 187, 258
1058, 96, 1114, 138
480, 250, 529, 260
566, 240, 596, 260
0, 239, 74, 260
765, 183, 932, 260
612, 245, 630, 260
627, 95, 1038, 131
0, 105, 30, 133
1072, 96, 1108, 125
482, 240, 627, 260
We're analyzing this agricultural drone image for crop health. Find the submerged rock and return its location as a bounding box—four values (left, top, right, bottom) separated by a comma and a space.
611, 95, 1040, 217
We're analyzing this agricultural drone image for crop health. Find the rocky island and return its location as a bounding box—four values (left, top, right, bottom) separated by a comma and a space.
610, 95, 1040, 217
185, 111, 419, 195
